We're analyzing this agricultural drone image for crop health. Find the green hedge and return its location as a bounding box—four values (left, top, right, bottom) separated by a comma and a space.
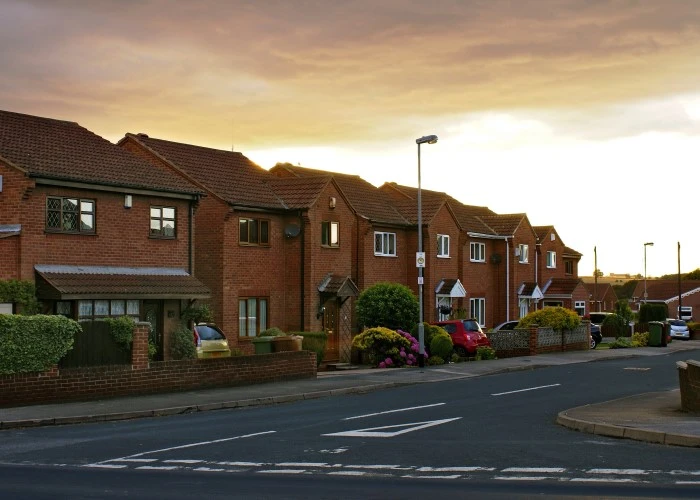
289, 331, 328, 367
518, 306, 580, 330
0, 279, 40, 315
639, 303, 668, 323
171, 324, 196, 360
0, 314, 81, 374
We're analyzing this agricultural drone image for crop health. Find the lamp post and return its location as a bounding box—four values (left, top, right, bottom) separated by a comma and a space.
415, 134, 438, 368
644, 242, 654, 303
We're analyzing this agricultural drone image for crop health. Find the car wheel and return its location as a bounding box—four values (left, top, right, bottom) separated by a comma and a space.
590, 336, 597, 349
454, 346, 467, 357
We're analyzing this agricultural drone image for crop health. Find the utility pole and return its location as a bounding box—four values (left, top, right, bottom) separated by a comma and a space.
678, 242, 682, 319
594, 246, 598, 312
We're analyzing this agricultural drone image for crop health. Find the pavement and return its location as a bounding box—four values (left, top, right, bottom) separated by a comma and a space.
1, 340, 699, 448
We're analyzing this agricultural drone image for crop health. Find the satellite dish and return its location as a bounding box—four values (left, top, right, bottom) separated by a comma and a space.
284, 224, 300, 238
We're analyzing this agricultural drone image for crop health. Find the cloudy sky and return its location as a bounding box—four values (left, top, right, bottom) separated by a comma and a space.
2, 0, 699, 277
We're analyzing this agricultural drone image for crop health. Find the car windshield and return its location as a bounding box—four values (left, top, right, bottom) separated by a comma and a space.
195, 325, 225, 340
462, 320, 481, 332
668, 320, 687, 327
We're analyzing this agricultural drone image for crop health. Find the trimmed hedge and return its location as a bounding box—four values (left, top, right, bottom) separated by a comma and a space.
0, 314, 80, 374
290, 331, 328, 367
356, 282, 419, 331
518, 306, 580, 331
0, 279, 40, 315
171, 323, 196, 360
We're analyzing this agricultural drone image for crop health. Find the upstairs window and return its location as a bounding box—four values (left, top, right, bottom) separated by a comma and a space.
150, 206, 176, 238
518, 244, 529, 263
565, 260, 574, 275
437, 234, 450, 258
374, 231, 396, 256
46, 196, 95, 234
239, 218, 270, 246
321, 221, 339, 247
546, 251, 556, 268
470, 242, 485, 262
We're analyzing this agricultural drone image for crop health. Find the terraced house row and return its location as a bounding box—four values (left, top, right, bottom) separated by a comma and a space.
0, 109, 586, 364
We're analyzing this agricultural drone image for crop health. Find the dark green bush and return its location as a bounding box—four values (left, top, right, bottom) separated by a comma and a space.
639, 303, 668, 323
259, 327, 286, 337
180, 303, 213, 325
356, 282, 419, 331
0, 279, 39, 315
475, 346, 497, 360
0, 314, 80, 374
352, 327, 413, 367
410, 322, 447, 351
518, 306, 580, 331
601, 314, 628, 338
171, 324, 196, 360
290, 331, 328, 367
104, 316, 135, 351
609, 337, 634, 349
429, 331, 453, 361
426, 355, 445, 366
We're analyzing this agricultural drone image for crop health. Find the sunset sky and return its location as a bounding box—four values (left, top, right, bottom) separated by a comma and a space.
2, 0, 699, 277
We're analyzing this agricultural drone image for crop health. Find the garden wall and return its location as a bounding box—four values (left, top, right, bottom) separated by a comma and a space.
0, 322, 317, 408
488, 324, 590, 358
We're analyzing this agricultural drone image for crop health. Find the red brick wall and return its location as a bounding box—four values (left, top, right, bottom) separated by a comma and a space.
0, 237, 20, 280
0, 324, 316, 407
422, 206, 460, 322
537, 229, 569, 283
358, 221, 410, 289
462, 237, 500, 327
508, 222, 538, 320
6, 182, 192, 281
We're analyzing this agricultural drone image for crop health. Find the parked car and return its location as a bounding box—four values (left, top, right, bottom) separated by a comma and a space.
491, 320, 520, 332
667, 319, 690, 340
193, 323, 232, 359
431, 319, 491, 357
588, 312, 612, 327
590, 323, 602, 349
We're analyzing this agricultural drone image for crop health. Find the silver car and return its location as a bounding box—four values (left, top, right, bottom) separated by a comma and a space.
667, 319, 690, 340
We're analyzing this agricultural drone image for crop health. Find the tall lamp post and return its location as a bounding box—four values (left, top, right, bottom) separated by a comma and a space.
415, 134, 438, 368
644, 242, 654, 303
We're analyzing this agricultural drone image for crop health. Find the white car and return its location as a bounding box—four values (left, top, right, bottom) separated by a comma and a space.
667, 319, 690, 340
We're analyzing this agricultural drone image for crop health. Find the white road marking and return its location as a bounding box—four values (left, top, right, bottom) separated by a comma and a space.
163, 460, 203, 464
107, 458, 157, 463
344, 403, 445, 420
417, 466, 495, 472
318, 448, 349, 454
323, 418, 461, 438
329, 471, 366, 476
676, 481, 700, 485
342, 464, 412, 470
403, 474, 461, 479
259, 469, 306, 474
83, 464, 127, 469
216, 461, 263, 467
105, 430, 276, 461
276, 462, 330, 467
495, 476, 549, 481
491, 384, 561, 396
193, 467, 226, 472
587, 468, 648, 475
502, 467, 565, 473
569, 478, 637, 483
670, 470, 700, 475
136, 465, 178, 470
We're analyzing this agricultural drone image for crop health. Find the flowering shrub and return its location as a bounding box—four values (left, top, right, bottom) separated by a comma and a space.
352, 327, 425, 368
631, 331, 649, 347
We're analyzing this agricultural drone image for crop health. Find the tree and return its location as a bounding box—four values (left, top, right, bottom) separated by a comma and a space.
593, 269, 604, 278
356, 282, 419, 332
685, 268, 700, 280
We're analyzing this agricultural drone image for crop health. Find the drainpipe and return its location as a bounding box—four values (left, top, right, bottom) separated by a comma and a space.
505, 238, 510, 322
188, 200, 195, 274
299, 211, 305, 331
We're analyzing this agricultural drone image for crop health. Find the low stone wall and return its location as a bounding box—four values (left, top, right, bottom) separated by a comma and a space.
677, 360, 700, 412
488, 323, 590, 358
0, 322, 317, 408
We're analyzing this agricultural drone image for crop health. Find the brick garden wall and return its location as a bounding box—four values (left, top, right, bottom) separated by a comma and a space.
488, 324, 590, 358
0, 323, 317, 408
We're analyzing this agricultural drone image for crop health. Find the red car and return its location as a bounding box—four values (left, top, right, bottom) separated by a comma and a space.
431, 319, 491, 357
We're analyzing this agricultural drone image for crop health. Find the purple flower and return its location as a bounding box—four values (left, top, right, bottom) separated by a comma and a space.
407, 359, 413, 365
379, 361, 386, 368
400, 351, 407, 358
385, 358, 393, 366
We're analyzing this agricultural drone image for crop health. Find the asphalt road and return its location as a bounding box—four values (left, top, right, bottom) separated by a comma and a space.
1, 351, 698, 499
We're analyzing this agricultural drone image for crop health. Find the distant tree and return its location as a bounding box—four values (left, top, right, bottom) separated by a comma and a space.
685, 268, 700, 280
593, 269, 604, 278
612, 280, 638, 301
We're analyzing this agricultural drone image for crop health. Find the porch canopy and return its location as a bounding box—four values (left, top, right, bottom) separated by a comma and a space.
35, 265, 210, 300
317, 274, 359, 297
435, 278, 466, 297
517, 282, 544, 300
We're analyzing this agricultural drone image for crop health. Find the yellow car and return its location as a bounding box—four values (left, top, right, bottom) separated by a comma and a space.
193, 323, 232, 359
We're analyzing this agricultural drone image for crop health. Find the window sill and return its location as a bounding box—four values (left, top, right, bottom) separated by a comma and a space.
321, 245, 340, 249
45, 230, 96, 236
437, 255, 450, 259
374, 254, 398, 257
149, 236, 177, 240
470, 259, 486, 263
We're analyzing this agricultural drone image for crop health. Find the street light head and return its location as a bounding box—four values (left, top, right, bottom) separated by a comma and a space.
416, 135, 438, 145
644, 242, 654, 247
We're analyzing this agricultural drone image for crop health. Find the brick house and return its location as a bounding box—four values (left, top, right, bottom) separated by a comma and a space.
584, 282, 618, 313
119, 135, 358, 361
0, 110, 210, 359
630, 280, 700, 320
540, 278, 589, 315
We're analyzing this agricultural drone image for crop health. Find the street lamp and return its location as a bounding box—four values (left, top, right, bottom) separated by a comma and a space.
644, 242, 654, 303
415, 134, 438, 368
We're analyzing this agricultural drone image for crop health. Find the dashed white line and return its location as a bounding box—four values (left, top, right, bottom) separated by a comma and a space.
259, 469, 306, 474
416, 466, 496, 472
495, 476, 549, 481
587, 468, 648, 475
502, 467, 565, 473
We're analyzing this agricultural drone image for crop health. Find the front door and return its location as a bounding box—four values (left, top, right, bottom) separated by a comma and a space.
143, 300, 163, 361
322, 296, 340, 362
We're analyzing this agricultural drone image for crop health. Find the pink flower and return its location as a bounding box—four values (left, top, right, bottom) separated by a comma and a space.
407, 359, 413, 365
385, 358, 393, 366
400, 351, 407, 358
379, 361, 386, 368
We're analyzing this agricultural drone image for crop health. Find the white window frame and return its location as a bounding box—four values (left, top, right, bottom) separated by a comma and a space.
437, 234, 450, 258
470, 298, 486, 326
374, 231, 397, 257
321, 221, 339, 247
574, 300, 585, 316
470, 242, 485, 262
519, 298, 529, 319
518, 244, 529, 264
546, 251, 556, 268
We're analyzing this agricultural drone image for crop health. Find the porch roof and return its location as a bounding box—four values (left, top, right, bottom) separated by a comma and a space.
435, 278, 466, 298
318, 274, 359, 297
35, 265, 210, 300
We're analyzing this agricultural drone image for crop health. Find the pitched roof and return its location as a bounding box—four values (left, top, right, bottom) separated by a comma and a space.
533, 225, 554, 241
317, 274, 359, 297
123, 133, 284, 209
34, 265, 210, 300
562, 246, 583, 258
631, 280, 700, 301
583, 282, 616, 301
0, 110, 200, 195
270, 164, 408, 225
477, 214, 529, 236
542, 278, 584, 296
265, 176, 332, 209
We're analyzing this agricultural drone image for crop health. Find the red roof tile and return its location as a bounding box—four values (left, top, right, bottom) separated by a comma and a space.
542, 278, 584, 296
0, 110, 200, 195
632, 280, 700, 301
